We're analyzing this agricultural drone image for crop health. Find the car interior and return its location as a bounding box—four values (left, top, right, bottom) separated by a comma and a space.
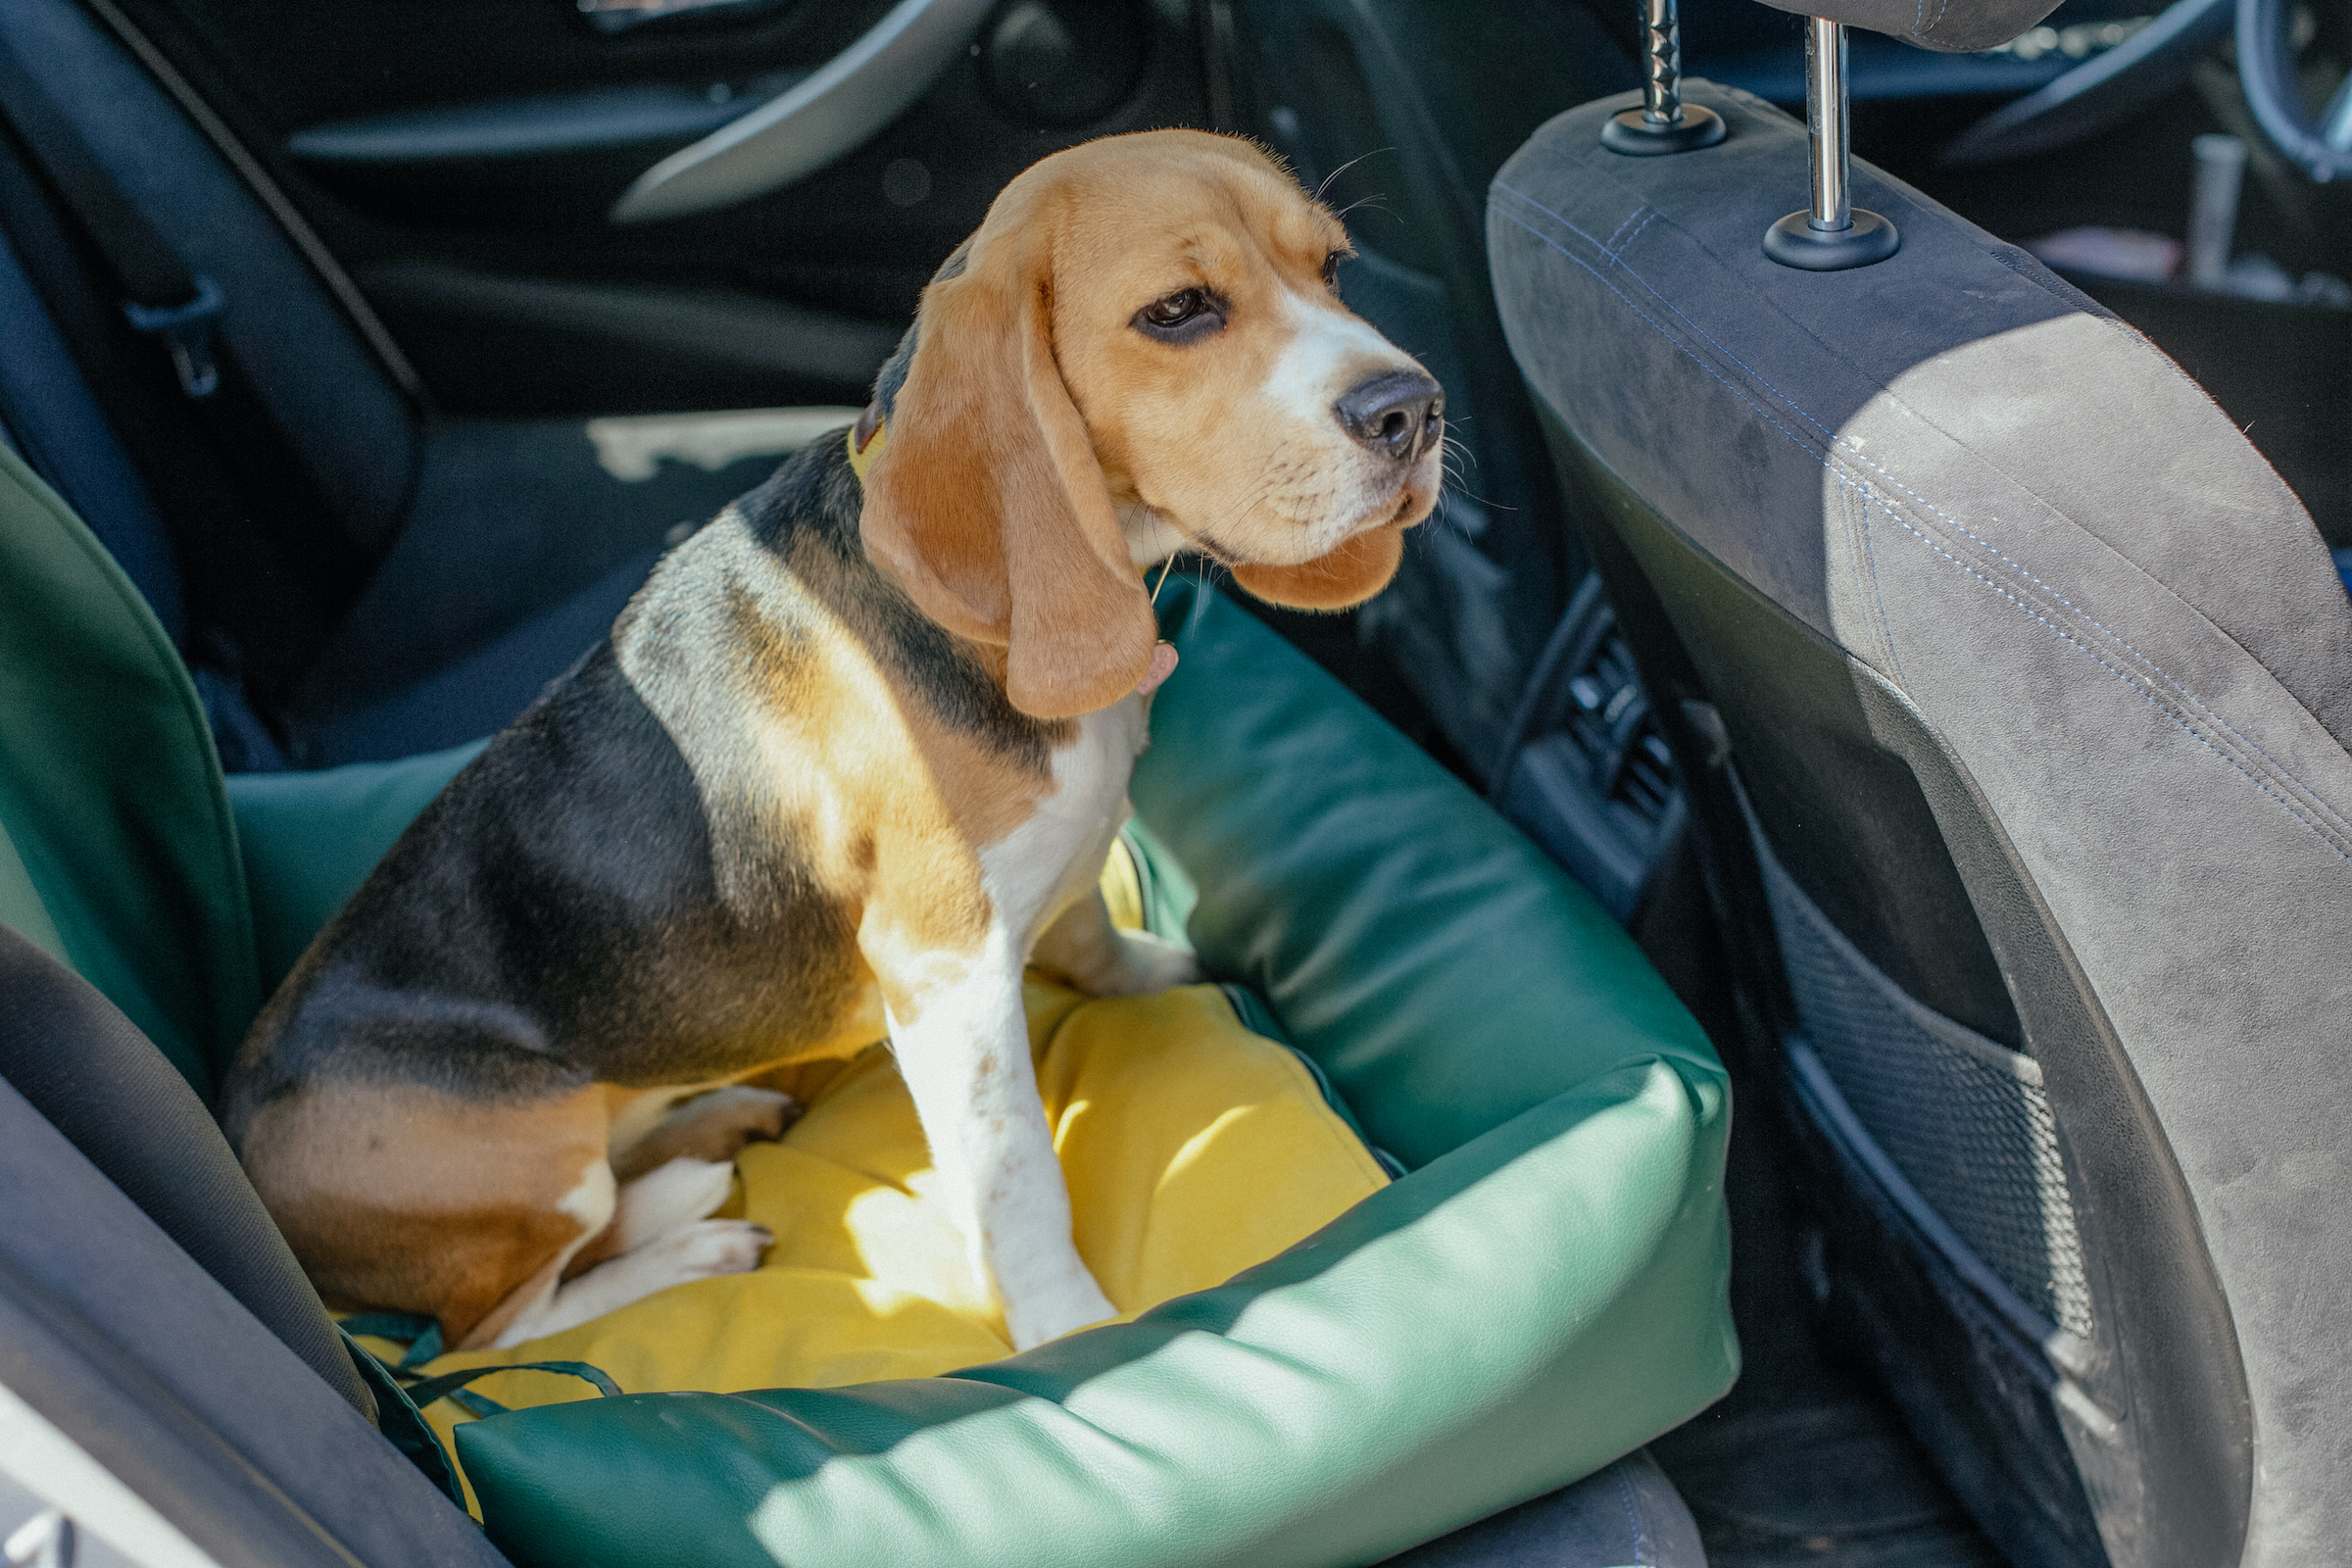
0, 0, 2346, 1564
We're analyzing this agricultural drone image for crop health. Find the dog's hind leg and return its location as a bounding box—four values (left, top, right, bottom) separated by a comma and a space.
487, 1157, 769, 1349
611, 1156, 737, 1250
610, 1084, 801, 1182
489, 1216, 771, 1348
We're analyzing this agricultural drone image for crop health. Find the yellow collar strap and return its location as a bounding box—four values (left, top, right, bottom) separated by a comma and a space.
848, 405, 887, 484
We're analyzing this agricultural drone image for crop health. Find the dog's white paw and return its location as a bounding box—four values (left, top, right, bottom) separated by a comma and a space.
636, 1217, 773, 1282
614, 1156, 734, 1252
665, 1084, 801, 1145
613, 1085, 802, 1181
1087, 929, 1201, 998
1004, 1273, 1119, 1351
494, 1218, 772, 1346
583, 1218, 772, 1313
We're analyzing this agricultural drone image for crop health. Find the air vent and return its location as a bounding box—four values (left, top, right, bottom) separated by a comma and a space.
1494, 575, 1685, 920
1562, 631, 1678, 825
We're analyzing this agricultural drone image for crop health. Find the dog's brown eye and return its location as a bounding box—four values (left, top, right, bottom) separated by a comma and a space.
1144, 289, 1205, 326
1133, 288, 1224, 342
1321, 250, 1344, 287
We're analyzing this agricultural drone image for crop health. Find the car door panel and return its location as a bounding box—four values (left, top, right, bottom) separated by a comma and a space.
102, 0, 1210, 416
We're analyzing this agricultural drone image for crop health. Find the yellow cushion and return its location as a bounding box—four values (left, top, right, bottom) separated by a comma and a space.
356, 880, 1390, 1495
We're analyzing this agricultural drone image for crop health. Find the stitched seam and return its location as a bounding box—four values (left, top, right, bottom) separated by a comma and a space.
1853, 470, 2352, 854
1601, 203, 1644, 256
1851, 472, 1910, 686
1831, 470, 1879, 668
1809, 444, 2345, 827
1613, 1465, 1649, 1565
1872, 473, 2351, 852
1496, 183, 2349, 837
1497, 199, 2350, 857
1609, 209, 1659, 261
1883, 508, 2352, 860
1841, 453, 2352, 838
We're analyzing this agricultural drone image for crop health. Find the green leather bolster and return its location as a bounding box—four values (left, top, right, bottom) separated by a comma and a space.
1137, 582, 1723, 1171
0, 448, 255, 1099
455, 581, 1735, 1567
461, 1058, 1731, 1568
224, 739, 485, 995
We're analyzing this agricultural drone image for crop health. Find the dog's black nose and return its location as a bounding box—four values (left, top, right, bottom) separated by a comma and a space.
1335, 370, 1444, 463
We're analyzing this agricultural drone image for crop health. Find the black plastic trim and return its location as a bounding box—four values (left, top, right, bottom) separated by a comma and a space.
288, 80, 796, 168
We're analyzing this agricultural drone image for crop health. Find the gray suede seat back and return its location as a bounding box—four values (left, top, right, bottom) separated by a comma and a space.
1747, 0, 2062, 52
1489, 82, 2351, 1568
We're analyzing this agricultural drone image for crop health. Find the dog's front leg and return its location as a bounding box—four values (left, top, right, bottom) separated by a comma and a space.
1031, 885, 1200, 997
880, 939, 1116, 1350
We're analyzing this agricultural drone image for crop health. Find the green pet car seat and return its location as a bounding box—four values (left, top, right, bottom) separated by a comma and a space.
0, 442, 1735, 1567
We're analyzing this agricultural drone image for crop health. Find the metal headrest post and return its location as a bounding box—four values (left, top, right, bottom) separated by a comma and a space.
1600, 0, 1726, 154
1763, 17, 1898, 268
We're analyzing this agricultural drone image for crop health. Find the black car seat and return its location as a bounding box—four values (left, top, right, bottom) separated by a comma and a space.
1488, 5, 2352, 1566
0, 0, 871, 771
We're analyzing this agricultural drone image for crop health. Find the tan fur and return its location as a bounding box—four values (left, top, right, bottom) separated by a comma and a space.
242, 1085, 611, 1345
646, 521, 1068, 1021
1232, 522, 1410, 609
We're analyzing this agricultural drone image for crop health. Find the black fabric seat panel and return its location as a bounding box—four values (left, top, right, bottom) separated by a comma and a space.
288, 421, 803, 763
2, 0, 416, 555
0, 205, 181, 641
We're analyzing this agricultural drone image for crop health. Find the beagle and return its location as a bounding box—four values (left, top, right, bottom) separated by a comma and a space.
220, 129, 1446, 1354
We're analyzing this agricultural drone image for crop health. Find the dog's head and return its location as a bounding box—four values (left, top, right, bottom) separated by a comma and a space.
859, 129, 1445, 718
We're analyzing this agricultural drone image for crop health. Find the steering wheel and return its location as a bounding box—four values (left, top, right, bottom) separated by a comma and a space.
1944, 0, 2352, 176
2236, 0, 2352, 182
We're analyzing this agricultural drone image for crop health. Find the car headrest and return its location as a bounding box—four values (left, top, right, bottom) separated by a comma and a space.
1750, 0, 2063, 54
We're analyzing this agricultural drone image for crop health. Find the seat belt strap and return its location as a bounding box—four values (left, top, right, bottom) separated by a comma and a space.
0, 34, 221, 398
336, 1325, 623, 1510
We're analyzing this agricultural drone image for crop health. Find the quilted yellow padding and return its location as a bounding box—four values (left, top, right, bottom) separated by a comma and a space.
357, 877, 1389, 1493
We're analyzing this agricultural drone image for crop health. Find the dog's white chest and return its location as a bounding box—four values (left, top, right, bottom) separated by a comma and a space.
980, 693, 1150, 950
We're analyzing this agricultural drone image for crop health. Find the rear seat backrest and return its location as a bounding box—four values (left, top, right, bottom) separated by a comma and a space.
0, 211, 184, 642
0, 0, 417, 558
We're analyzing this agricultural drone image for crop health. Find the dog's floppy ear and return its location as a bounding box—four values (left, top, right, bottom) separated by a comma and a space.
1231, 521, 1408, 611
859, 217, 1156, 719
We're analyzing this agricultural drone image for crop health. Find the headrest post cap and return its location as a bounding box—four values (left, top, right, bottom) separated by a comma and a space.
1762, 16, 1900, 270
1600, 0, 1728, 155
1602, 104, 1727, 156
